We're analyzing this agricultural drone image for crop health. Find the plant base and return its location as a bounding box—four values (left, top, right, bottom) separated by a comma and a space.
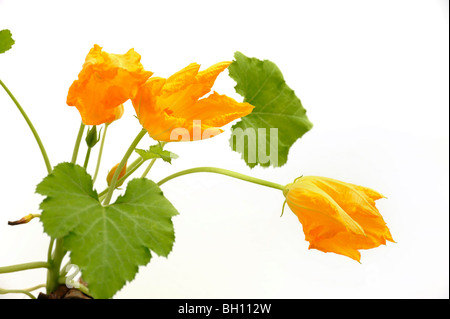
37, 285, 92, 299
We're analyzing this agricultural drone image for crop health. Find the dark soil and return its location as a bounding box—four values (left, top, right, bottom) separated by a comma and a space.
37, 285, 92, 299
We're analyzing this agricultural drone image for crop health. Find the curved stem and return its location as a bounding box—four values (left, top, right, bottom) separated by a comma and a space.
0, 261, 50, 274
0, 287, 37, 299
102, 128, 147, 205
92, 123, 109, 184
0, 283, 46, 299
0, 79, 52, 174
157, 167, 285, 191
27, 283, 47, 292
71, 121, 85, 164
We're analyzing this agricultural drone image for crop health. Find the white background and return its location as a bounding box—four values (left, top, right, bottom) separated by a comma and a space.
0, 0, 448, 299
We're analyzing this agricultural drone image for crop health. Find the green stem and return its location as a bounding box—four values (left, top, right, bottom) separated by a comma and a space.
97, 157, 144, 202
47, 238, 55, 264
0, 288, 35, 299
0, 283, 46, 299
140, 158, 157, 178
0, 261, 50, 274
92, 123, 109, 184
115, 157, 144, 185
0, 79, 52, 174
141, 142, 167, 179
71, 121, 85, 164
83, 147, 92, 170
157, 167, 285, 191
44, 237, 55, 294
26, 283, 47, 292
46, 238, 65, 294
44, 120, 85, 293
126, 157, 145, 177
102, 128, 147, 205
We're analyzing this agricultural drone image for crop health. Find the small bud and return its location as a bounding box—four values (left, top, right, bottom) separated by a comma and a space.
8, 214, 40, 226
106, 163, 127, 187
85, 126, 101, 148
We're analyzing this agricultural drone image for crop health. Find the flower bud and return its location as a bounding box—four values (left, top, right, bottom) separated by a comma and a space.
8, 214, 39, 226
283, 176, 394, 262
106, 163, 127, 187
85, 126, 100, 148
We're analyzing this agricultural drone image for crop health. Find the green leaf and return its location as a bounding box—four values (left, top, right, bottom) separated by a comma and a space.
36, 162, 100, 238
36, 163, 178, 299
135, 144, 179, 164
228, 51, 313, 168
0, 29, 15, 54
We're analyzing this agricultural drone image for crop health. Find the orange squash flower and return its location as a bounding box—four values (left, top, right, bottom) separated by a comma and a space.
131, 61, 254, 141
67, 44, 153, 125
283, 176, 394, 262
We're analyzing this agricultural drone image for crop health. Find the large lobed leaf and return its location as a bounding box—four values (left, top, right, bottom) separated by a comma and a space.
36, 163, 178, 299
228, 51, 313, 168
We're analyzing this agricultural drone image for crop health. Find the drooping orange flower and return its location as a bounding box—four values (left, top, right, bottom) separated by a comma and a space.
67, 44, 153, 125
283, 176, 394, 262
131, 62, 254, 142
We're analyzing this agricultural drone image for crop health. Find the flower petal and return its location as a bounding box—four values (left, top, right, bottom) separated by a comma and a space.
308, 232, 363, 262
162, 63, 200, 95
284, 176, 394, 261
133, 61, 254, 142
286, 181, 366, 237
303, 176, 395, 245
132, 77, 180, 140
305, 176, 384, 217
181, 91, 254, 125
67, 45, 153, 125
160, 62, 233, 116
195, 61, 231, 95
